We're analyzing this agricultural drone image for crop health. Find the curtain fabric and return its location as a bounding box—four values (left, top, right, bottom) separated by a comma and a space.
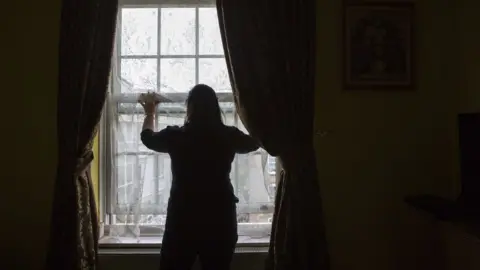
217, 1, 330, 269
46, 0, 118, 269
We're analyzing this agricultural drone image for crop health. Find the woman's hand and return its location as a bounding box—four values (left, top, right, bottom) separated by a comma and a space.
140, 101, 159, 115
138, 92, 160, 115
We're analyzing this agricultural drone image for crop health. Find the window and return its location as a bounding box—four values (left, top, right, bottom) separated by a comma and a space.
100, 2, 277, 245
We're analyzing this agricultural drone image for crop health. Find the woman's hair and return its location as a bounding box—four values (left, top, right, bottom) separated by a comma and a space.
184, 84, 223, 126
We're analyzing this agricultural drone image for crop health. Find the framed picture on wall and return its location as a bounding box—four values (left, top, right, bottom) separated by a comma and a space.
343, 2, 414, 90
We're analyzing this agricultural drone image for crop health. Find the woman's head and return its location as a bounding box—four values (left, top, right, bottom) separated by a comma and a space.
185, 84, 223, 126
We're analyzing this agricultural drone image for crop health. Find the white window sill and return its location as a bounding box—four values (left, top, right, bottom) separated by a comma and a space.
100, 235, 270, 245
99, 236, 270, 254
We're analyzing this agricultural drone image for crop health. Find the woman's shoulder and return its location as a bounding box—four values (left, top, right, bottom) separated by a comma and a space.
163, 125, 183, 133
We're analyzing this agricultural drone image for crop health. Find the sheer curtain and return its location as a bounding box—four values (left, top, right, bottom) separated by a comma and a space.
104, 56, 188, 239
102, 7, 276, 241
104, 80, 274, 242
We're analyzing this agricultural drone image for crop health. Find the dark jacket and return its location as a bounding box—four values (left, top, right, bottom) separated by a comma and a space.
140, 123, 259, 220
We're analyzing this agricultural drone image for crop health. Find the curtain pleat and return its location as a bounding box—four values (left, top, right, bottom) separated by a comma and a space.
217, 1, 330, 269
46, 0, 118, 269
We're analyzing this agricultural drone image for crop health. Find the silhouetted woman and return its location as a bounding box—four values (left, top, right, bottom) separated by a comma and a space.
139, 84, 259, 270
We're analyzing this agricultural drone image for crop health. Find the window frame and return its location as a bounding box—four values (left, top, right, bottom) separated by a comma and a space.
99, 3, 280, 242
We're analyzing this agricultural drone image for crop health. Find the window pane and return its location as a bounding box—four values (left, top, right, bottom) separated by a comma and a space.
117, 186, 129, 205
199, 58, 231, 92
121, 8, 158, 56
160, 58, 195, 93
199, 8, 224, 55
157, 153, 171, 207
117, 114, 151, 153
233, 115, 277, 206
157, 112, 186, 127
160, 8, 196, 55
223, 107, 236, 125
267, 155, 276, 175
121, 58, 157, 92
116, 155, 156, 205
234, 150, 276, 209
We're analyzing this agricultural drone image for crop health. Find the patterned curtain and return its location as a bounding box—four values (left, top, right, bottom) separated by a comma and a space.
46, 0, 118, 269
217, 1, 330, 269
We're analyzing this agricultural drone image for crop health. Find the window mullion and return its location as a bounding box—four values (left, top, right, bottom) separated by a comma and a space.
157, 6, 162, 93
110, 103, 122, 225
116, 11, 122, 84
154, 6, 162, 207
121, 55, 160, 59
154, 117, 161, 206
157, 54, 222, 58
106, 11, 123, 225
195, 7, 199, 84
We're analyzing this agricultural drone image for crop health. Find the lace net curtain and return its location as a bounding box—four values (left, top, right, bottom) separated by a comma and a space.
102, 5, 275, 242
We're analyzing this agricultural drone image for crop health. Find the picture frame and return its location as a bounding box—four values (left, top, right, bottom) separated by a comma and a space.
343, 2, 414, 90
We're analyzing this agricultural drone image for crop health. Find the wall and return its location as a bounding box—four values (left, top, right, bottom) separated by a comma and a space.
315, 0, 478, 270
2, 0, 478, 269
454, 0, 480, 113
442, 222, 480, 270
1, 0, 60, 269
441, 1, 480, 268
